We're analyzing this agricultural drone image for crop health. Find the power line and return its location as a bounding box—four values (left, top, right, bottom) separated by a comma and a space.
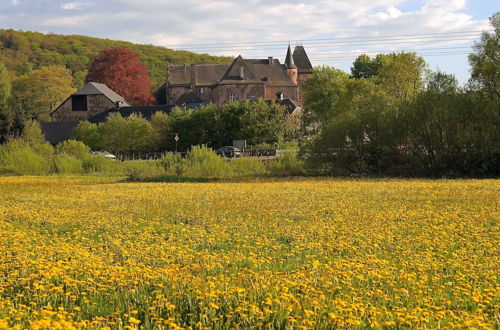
170, 36, 482, 52
264, 46, 472, 58
164, 29, 492, 48
308, 52, 471, 61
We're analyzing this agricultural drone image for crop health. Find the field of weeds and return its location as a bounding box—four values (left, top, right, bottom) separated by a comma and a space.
0, 177, 498, 329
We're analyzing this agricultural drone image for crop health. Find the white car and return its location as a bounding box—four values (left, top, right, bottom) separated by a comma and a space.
91, 151, 116, 159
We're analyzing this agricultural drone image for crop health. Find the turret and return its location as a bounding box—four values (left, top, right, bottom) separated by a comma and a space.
285, 44, 298, 84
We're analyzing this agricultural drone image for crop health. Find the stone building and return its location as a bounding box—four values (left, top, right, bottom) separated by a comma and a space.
51, 82, 130, 122
162, 45, 312, 107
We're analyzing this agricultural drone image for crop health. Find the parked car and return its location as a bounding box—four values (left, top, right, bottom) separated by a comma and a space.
91, 151, 116, 160
216, 146, 242, 158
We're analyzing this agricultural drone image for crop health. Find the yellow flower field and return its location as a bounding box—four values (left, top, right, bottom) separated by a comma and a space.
0, 177, 498, 329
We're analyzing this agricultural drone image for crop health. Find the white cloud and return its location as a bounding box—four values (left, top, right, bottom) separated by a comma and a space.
0, 0, 492, 82
60, 2, 84, 10
11, 0, 19, 5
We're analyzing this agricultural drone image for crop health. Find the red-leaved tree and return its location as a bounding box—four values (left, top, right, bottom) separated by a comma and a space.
86, 47, 155, 106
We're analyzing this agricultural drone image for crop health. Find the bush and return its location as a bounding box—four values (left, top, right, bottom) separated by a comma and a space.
83, 155, 117, 174
230, 157, 265, 177
185, 145, 231, 177
270, 150, 305, 176
124, 161, 166, 181
0, 140, 53, 175
54, 153, 84, 174
56, 140, 91, 160
160, 152, 186, 176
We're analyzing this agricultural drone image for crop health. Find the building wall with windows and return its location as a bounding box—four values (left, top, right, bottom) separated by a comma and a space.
211, 84, 265, 107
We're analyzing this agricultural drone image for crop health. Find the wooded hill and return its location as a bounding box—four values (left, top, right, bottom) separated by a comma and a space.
0, 29, 232, 90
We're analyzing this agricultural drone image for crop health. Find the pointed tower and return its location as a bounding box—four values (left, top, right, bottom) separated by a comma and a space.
285, 44, 298, 85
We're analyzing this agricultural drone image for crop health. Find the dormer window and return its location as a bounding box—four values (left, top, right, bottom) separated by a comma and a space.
72, 95, 87, 111
229, 93, 235, 102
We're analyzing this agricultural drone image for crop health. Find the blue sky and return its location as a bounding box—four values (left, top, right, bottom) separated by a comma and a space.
0, 0, 497, 83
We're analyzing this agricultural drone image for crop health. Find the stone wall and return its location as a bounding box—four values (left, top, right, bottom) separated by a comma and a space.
264, 85, 300, 103
52, 94, 116, 122
211, 84, 265, 107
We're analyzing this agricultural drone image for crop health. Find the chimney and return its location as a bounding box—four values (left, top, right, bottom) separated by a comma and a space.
239, 66, 245, 80
190, 64, 196, 89
268, 56, 273, 64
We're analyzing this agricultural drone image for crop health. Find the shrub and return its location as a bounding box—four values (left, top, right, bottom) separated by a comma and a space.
83, 155, 117, 174
160, 152, 186, 176
230, 157, 265, 177
270, 150, 305, 176
185, 145, 231, 177
54, 153, 84, 174
56, 140, 91, 160
124, 161, 166, 181
0, 140, 53, 175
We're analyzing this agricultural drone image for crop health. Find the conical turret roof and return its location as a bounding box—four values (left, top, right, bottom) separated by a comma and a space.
285, 44, 297, 69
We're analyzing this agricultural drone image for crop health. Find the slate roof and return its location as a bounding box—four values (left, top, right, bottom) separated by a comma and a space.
175, 92, 204, 108
41, 121, 79, 145
76, 82, 130, 106
168, 64, 230, 87
285, 45, 297, 69
88, 105, 174, 124
168, 56, 297, 87
217, 57, 296, 86
293, 46, 313, 74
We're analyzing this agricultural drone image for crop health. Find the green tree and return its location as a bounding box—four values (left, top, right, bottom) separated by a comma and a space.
73, 121, 101, 150
350, 54, 382, 79
469, 12, 500, 104
11, 65, 75, 122
238, 99, 288, 145
305, 79, 400, 175
21, 120, 45, 146
98, 113, 154, 156
376, 52, 426, 101
301, 66, 350, 131
0, 61, 12, 142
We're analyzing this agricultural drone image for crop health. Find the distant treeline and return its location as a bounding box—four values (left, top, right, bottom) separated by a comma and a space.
0, 29, 232, 89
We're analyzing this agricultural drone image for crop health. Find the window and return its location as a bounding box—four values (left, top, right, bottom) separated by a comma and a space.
250, 94, 256, 101
199, 87, 204, 94
72, 95, 87, 111
229, 93, 235, 102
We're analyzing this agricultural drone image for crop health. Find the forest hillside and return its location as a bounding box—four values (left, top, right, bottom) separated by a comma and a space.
0, 29, 232, 90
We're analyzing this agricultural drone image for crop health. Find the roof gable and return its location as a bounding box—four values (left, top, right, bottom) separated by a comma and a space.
75, 82, 130, 106
219, 56, 258, 82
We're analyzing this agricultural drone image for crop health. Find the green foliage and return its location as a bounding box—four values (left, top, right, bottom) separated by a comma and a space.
0, 61, 12, 142
230, 157, 265, 177
0, 139, 52, 175
124, 161, 166, 181
238, 99, 288, 145
82, 155, 117, 174
73, 121, 101, 150
270, 150, 304, 176
469, 12, 500, 104
185, 145, 230, 177
159, 152, 186, 176
21, 120, 45, 146
54, 153, 84, 174
56, 140, 90, 160
301, 66, 350, 130
11, 66, 75, 122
